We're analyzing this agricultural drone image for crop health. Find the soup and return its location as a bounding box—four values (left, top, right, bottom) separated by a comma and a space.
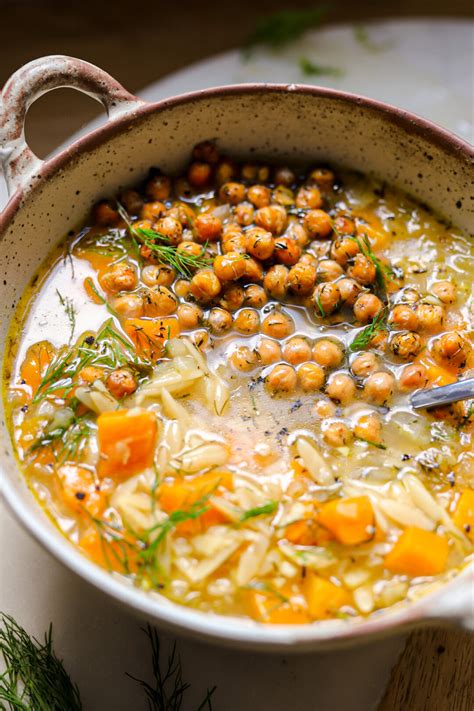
4, 142, 473, 624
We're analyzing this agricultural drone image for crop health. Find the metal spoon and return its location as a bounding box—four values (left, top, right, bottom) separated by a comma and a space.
410, 377, 474, 410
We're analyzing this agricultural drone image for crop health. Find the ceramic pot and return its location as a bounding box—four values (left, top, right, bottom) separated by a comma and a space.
1, 55, 472, 651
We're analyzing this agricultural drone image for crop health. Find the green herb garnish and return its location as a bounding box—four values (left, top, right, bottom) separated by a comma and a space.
56, 290, 76, 342
349, 308, 387, 352
240, 500, 278, 521
350, 234, 394, 295
244, 7, 327, 52
299, 56, 343, 77
84, 277, 121, 318
0, 613, 82, 710
314, 291, 326, 318
354, 24, 388, 53
355, 436, 387, 450
30, 413, 95, 464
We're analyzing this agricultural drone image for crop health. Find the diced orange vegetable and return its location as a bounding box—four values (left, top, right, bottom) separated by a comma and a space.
78, 526, 139, 574
159, 470, 233, 535
384, 527, 449, 576
97, 408, 158, 479
58, 464, 106, 517
123, 317, 180, 361
285, 516, 333, 546
303, 573, 351, 619
318, 496, 375, 545
416, 355, 457, 387
243, 586, 310, 624
19, 341, 55, 397
453, 490, 474, 541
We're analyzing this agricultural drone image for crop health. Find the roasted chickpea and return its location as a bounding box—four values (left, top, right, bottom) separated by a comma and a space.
347, 254, 377, 285
213, 253, 247, 282
140, 200, 166, 222
247, 184, 272, 208
337, 277, 363, 306
78, 366, 104, 384
295, 186, 323, 209
243, 257, 264, 283
363, 371, 395, 405
92, 200, 119, 227
143, 285, 178, 316
353, 293, 384, 324
368, 330, 389, 351
255, 338, 282, 365
155, 216, 183, 246
191, 329, 211, 351
168, 202, 195, 228
106, 369, 137, 399
431, 281, 457, 304
297, 362, 325, 392
310, 240, 331, 259
112, 294, 144, 318
415, 303, 444, 332
215, 159, 236, 185
312, 282, 341, 316
255, 205, 288, 235
388, 304, 418, 331
234, 202, 255, 226
193, 140, 219, 164
207, 307, 233, 334
229, 346, 257, 371
399, 364, 428, 391
303, 209, 332, 239
299, 252, 318, 267
120, 189, 143, 216
353, 412, 382, 445
174, 279, 191, 299
432, 332, 470, 367
100, 263, 137, 293
351, 352, 379, 378
177, 303, 203, 329
187, 161, 212, 188
263, 265, 289, 299
317, 259, 344, 282
326, 372, 356, 404
322, 420, 352, 447
218, 283, 245, 312
146, 173, 171, 201
246, 227, 275, 260
274, 237, 302, 266
244, 284, 267, 308
177, 241, 203, 259
285, 220, 308, 246
287, 262, 317, 295
222, 229, 247, 254
273, 185, 295, 208
266, 364, 297, 394
309, 168, 335, 190
312, 339, 344, 369
141, 263, 176, 288
194, 213, 222, 242
390, 331, 422, 359
330, 236, 360, 265
262, 310, 295, 339
282, 337, 312, 365
234, 308, 260, 335
219, 182, 246, 205
333, 215, 355, 235
312, 398, 336, 419
274, 166, 296, 186
189, 269, 222, 303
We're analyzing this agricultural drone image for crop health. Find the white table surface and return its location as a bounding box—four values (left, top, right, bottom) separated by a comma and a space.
1, 18, 472, 711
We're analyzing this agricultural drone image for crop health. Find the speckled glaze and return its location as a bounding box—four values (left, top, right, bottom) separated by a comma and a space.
0, 56, 473, 651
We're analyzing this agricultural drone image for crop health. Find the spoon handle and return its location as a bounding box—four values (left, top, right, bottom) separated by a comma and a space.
410, 377, 474, 410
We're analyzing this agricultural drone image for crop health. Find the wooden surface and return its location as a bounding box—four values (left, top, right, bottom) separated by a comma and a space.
0, 1, 472, 709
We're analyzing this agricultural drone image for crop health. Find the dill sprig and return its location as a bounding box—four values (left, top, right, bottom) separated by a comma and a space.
0, 613, 82, 711
244, 7, 327, 52
354, 436, 387, 450
349, 307, 387, 352
353, 24, 389, 53
314, 291, 326, 318
127, 626, 216, 711
30, 413, 96, 464
349, 234, 394, 296
56, 290, 76, 342
299, 56, 344, 77
240, 500, 278, 521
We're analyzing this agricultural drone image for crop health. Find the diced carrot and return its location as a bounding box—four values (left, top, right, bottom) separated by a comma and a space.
415, 355, 457, 387
318, 496, 375, 545
58, 464, 106, 517
303, 573, 351, 619
19, 341, 55, 397
285, 516, 333, 546
159, 470, 233, 535
123, 317, 180, 361
290, 458, 306, 477
78, 526, 139, 574
97, 408, 158, 479
452, 490, 474, 541
243, 586, 310, 624
384, 527, 449, 576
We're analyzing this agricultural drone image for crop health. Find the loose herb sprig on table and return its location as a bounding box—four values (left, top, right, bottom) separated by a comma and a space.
349, 307, 387, 352
299, 56, 343, 78
243, 7, 328, 52
118, 203, 211, 278
0, 614, 215, 711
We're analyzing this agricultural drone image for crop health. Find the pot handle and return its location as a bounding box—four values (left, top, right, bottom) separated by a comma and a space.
0, 55, 145, 195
